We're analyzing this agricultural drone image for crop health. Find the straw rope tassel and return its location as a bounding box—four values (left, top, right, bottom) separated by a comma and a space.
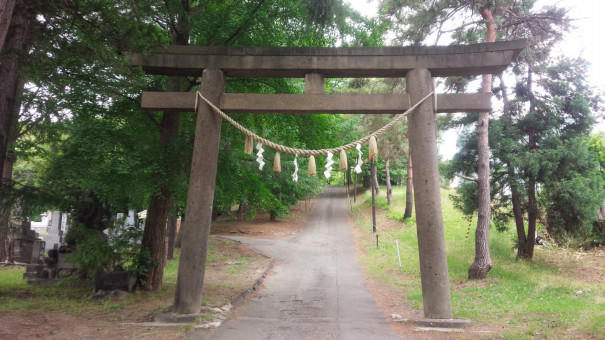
308, 155, 317, 177
273, 151, 281, 173
244, 135, 254, 154
339, 149, 347, 171
369, 136, 378, 160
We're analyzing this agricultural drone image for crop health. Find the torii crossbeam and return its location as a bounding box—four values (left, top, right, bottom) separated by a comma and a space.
125, 39, 526, 319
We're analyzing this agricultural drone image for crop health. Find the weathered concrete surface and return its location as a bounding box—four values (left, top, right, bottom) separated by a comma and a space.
173, 69, 225, 314
187, 187, 411, 340
304, 73, 325, 94
407, 68, 452, 319
124, 40, 526, 78
141, 91, 491, 114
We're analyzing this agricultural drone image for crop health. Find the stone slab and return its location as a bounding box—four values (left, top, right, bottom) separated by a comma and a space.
154, 313, 207, 324
414, 318, 472, 328
141, 92, 492, 114
124, 40, 527, 78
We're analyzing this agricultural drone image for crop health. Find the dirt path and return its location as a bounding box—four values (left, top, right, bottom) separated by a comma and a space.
189, 187, 411, 340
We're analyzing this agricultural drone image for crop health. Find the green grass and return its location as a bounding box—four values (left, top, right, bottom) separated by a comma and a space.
0, 245, 220, 315
352, 185, 605, 338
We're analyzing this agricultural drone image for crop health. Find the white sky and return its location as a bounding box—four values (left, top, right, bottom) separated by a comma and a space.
345, 0, 605, 160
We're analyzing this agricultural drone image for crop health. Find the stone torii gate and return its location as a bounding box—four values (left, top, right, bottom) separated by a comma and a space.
125, 40, 525, 319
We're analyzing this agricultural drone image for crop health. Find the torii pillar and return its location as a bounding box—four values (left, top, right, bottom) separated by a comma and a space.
173, 68, 225, 314
407, 68, 452, 319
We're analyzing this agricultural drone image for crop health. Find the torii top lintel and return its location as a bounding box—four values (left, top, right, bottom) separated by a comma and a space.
124, 40, 527, 78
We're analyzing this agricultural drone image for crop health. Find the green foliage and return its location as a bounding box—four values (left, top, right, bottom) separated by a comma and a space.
587, 220, 605, 247
447, 54, 603, 245
107, 218, 150, 279
449, 182, 478, 216
0, 179, 52, 222
539, 138, 604, 239
66, 224, 116, 277
588, 132, 605, 185
66, 216, 150, 279
12, 0, 384, 225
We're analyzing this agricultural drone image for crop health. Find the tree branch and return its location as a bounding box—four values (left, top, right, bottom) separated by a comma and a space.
455, 173, 478, 183
438, 19, 484, 34
224, 0, 267, 45
142, 111, 161, 128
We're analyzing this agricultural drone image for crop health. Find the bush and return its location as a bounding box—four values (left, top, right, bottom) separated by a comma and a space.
66, 218, 149, 280
66, 224, 116, 277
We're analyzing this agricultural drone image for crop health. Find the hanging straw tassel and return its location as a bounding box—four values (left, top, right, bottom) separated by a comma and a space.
339, 149, 347, 171
273, 151, 281, 172
369, 136, 378, 160
308, 155, 317, 177
244, 135, 254, 154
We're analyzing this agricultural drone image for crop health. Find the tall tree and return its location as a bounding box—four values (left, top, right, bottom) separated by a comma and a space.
139, 0, 190, 290
0, 0, 15, 52
468, 4, 496, 279
384, 0, 575, 270
0, 0, 35, 261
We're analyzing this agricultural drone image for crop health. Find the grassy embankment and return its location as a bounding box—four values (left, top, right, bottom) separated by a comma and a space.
352, 185, 605, 339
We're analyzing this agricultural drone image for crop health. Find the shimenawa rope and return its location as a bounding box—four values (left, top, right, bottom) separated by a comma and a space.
194, 91, 434, 156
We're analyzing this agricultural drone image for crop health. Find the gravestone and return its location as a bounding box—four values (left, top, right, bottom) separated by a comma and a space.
42, 211, 69, 253
30, 211, 49, 234
30, 239, 45, 264
6, 209, 36, 263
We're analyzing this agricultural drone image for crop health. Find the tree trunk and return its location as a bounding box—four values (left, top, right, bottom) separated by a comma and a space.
511, 185, 528, 257
141, 76, 183, 289
0, 1, 31, 186
372, 161, 380, 195
362, 174, 371, 189
0, 154, 15, 262
404, 153, 414, 219
0, 204, 7, 262
519, 68, 538, 260
0, 2, 32, 263
385, 158, 392, 204
499, 74, 528, 257
468, 7, 495, 280
525, 178, 537, 259
166, 202, 178, 261
237, 203, 248, 221
141, 185, 170, 289
0, 0, 16, 53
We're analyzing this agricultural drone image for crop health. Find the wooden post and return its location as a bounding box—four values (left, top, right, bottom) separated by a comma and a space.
371, 159, 377, 233
406, 68, 453, 319
354, 170, 357, 202
173, 68, 225, 314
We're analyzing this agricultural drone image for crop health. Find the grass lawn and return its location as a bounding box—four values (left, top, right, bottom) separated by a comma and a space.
351, 185, 605, 339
